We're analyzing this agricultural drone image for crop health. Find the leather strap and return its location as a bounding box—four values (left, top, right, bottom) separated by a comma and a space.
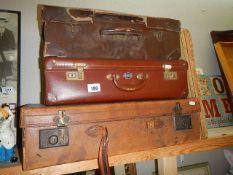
86, 125, 110, 175
98, 127, 110, 175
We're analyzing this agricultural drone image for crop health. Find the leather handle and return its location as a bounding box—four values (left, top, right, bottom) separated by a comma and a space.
86, 125, 110, 175
95, 13, 144, 23
107, 73, 148, 91
98, 127, 110, 175
100, 28, 143, 37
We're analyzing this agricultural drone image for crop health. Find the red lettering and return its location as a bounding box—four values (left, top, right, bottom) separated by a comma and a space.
202, 99, 221, 118
221, 98, 232, 113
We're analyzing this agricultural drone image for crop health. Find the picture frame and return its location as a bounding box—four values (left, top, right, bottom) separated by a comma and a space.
0, 9, 21, 110
214, 41, 233, 107
178, 162, 211, 175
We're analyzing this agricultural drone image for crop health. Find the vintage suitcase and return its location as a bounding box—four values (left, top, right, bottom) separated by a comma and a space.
42, 5, 181, 60
20, 98, 201, 170
43, 57, 188, 105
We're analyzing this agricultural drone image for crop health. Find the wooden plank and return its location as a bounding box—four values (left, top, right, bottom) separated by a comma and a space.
1, 135, 233, 175
180, 28, 208, 138
214, 42, 233, 92
158, 156, 177, 175
208, 126, 233, 138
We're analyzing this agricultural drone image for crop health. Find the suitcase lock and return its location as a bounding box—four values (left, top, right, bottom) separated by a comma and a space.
173, 102, 192, 130
53, 110, 70, 127
66, 63, 86, 80
39, 110, 69, 149
162, 64, 177, 80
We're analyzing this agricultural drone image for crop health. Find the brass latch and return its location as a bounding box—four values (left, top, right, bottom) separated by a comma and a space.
53, 110, 70, 127
39, 110, 70, 149
162, 64, 177, 80
66, 63, 86, 80
173, 102, 192, 130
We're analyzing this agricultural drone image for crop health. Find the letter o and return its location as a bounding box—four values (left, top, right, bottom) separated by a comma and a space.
212, 77, 225, 94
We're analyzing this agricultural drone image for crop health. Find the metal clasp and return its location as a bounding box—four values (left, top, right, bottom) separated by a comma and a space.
54, 110, 70, 127
173, 102, 183, 117
162, 64, 177, 80
173, 102, 192, 130
66, 63, 86, 80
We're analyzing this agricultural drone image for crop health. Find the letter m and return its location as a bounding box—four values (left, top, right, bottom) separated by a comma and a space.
202, 99, 221, 118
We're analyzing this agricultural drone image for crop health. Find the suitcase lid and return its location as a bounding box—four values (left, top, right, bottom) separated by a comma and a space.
20, 98, 200, 128
41, 5, 180, 31
44, 57, 188, 71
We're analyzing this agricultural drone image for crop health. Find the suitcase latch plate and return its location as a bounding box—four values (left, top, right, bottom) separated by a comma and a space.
174, 115, 192, 130
39, 127, 69, 149
173, 102, 192, 130
164, 70, 177, 80
66, 63, 86, 80
162, 64, 177, 80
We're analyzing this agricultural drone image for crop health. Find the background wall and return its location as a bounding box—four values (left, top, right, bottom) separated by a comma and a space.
1, 0, 233, 174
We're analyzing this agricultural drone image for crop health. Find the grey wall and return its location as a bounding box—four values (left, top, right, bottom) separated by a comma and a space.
1, 0, 233, 174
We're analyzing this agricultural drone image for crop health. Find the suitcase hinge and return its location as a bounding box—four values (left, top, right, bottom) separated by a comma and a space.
66, 63, 86, 80
54, 110, 70, 127
75, 63, 87, 71
162, 64, 177, 80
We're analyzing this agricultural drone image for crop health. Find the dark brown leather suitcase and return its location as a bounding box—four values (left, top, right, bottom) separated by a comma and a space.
43, 57, 188, 105
42, 5, 181, 60
20, 98, 201, 170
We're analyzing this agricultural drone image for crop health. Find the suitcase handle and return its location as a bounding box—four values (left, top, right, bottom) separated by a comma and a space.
100, 27, 143, 37
86, 125, 110, 175
95, 13, 144, 23
107, 73, 148, 91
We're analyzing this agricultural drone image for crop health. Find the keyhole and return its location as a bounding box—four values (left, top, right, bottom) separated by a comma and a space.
49, 135, 58, 145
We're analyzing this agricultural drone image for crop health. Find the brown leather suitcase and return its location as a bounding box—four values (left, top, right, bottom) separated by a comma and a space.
20, 98, 201, 170
43, 57, 188, 105
42, 5, 181, 60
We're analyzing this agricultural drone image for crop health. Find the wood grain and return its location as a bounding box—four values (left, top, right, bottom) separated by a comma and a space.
180, 28, 208, 139
1, 134, 233, 175
208, 126, 233, 138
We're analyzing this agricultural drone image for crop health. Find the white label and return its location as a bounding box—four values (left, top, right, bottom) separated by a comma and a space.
189, 101, 196, 106
1, 86, 15, 95
163, 64, 172, 70
196, 67, 204, 75
87, 83, 101, 93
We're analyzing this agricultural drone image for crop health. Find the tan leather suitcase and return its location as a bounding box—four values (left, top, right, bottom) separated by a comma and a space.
20, 98, 201, 170
43, 57, 188, 105
41, 5, 181, 60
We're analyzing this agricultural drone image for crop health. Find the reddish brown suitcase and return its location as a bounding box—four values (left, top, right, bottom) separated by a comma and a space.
42, 5, 181, 60
20, 98, 201, 170
43, 57, 188, 105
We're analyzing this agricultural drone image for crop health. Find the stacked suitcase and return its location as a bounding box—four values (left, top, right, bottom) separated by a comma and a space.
20, 5, 201, 172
